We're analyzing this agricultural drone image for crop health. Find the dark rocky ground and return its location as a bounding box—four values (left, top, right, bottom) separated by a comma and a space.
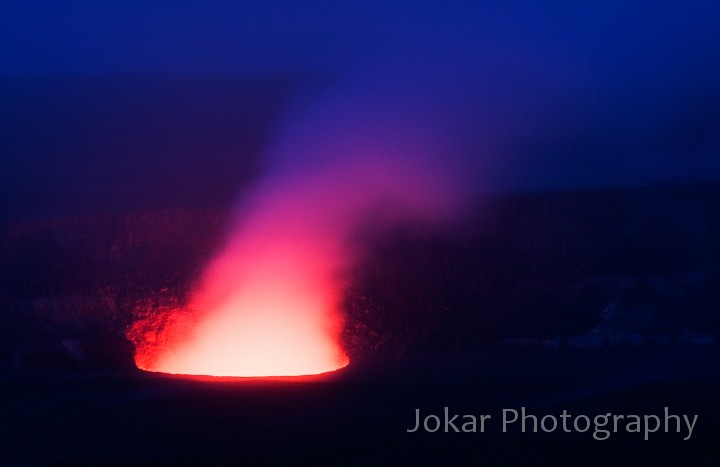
1, 183, 719, 465
1, 75, 719, 465
1, 349, 719, 466
2, 183, 718, 370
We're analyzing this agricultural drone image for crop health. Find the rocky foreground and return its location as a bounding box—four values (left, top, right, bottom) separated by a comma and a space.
0, 183, 718, 371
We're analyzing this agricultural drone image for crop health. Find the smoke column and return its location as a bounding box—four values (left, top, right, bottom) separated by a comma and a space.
128, 2, 720, 376
128, 57, 475, 376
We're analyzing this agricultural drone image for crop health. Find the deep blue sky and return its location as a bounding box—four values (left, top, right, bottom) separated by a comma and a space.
1, 1, 720, 219
1, 1, 409, 73
2, 1, 717, 75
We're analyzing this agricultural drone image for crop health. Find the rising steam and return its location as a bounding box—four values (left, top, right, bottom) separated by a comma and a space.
128, 3, 720, 376
128, 67, 471, 376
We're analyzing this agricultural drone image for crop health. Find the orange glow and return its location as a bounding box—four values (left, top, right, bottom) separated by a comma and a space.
128, 173, 355, 377
128, 233, 350, 377
127, 153, 463, 377
144, 256, 348, 377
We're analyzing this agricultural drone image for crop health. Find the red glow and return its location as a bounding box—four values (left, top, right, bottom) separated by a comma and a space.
145, 259, 348, 377
128, 231, 350, 377
128, 153, 462, 377
128, 173, 356, 377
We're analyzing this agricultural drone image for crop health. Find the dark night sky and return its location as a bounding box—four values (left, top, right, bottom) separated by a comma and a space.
1, 1, 405, 73
1, 1, 718, 75
1, 1, 720, 219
